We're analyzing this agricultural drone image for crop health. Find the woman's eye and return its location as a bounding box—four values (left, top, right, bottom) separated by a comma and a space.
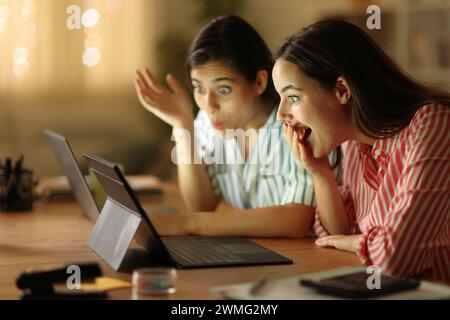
217, 86, 231, 94
288, 96, 299, 104
194, 86, 205, 94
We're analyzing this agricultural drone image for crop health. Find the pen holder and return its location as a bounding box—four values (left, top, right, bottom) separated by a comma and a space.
0, 167, 34, 212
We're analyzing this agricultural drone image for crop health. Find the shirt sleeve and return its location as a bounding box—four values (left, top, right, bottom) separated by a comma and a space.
357, 105, 450, 277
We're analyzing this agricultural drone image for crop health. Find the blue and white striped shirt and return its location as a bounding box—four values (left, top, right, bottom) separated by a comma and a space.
193, 108, 317, 210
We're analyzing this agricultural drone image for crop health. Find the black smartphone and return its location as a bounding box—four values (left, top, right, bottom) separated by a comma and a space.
300, 271, 420, 299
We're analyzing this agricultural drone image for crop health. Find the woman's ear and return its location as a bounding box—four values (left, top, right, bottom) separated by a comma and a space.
254, 70, 268, 96
335, 76, 352, 104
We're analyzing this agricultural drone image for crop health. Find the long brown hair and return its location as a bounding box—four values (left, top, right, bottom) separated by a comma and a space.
276, 20, 450, 139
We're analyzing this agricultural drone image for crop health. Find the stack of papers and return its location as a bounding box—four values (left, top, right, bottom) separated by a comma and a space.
36, 175, 162, 199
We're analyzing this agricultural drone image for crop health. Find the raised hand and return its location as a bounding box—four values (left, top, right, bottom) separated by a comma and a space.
134, 68, 194, 128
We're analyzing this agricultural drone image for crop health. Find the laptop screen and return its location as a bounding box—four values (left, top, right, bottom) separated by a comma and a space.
44, 129, 99, 221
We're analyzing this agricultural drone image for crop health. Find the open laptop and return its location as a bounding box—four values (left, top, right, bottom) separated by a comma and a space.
84, 153, 293, 270
45, 130, 166, 223
45, 129, 100, 221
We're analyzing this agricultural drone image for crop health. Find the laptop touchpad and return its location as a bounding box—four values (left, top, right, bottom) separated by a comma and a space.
222, 244, 267, 254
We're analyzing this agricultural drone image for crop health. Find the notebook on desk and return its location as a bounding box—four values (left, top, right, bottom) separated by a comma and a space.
211, 266, 450, 300
38, 175, 162, 199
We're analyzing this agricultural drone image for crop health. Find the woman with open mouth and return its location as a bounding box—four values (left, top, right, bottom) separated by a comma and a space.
273, 20, 450, 282
133, 16, 323, 238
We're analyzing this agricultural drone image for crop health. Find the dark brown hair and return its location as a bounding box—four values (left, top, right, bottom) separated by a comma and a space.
186, 15, 279, 105
276, 20, 450, 138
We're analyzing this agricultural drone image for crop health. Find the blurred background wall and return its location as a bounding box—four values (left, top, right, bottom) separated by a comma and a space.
0, 0, 449, 179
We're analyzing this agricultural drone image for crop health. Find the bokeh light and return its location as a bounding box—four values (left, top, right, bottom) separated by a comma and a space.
13, 47, 28, 65
22, 0, 36, 18
0, 5, 10, 21
13, 47, 30, 77
14, 60, 30, 77
82, 9, 100, 28
82, 47, 101, 67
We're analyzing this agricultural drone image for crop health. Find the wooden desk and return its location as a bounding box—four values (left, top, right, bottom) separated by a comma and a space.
0, 182, 361, 300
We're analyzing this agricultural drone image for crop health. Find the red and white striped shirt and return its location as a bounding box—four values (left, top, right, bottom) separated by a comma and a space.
314, 103, 450, 282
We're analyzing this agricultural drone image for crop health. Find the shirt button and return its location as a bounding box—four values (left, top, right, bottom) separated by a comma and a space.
373, 149, 381, 157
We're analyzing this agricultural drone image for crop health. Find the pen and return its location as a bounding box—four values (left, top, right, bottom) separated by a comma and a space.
4, 158, 12, 200
249, 274, 268, 295
5, 155, 24, 202
13, 155, 24, 199
4, 157, 11, 179
14, 155, 24, 175
13, 155, 24, 185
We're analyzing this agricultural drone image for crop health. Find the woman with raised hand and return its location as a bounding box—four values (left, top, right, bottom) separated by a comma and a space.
273, 20, 450, 281
134, 15, 318, 238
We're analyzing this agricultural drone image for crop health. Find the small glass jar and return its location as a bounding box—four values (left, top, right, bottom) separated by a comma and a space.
132, 267, 177, 295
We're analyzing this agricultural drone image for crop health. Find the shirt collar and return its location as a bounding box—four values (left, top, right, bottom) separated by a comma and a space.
262, 107, 278, 129
357, 126, 410, 163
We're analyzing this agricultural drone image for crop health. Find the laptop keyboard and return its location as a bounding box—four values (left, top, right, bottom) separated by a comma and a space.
163, 238, 245, 265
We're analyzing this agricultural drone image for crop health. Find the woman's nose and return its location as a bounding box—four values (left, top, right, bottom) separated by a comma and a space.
276, 102, 292, 122
204, 92, 219, 113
